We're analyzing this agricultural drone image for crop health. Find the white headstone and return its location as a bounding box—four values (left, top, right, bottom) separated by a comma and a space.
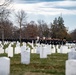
71, 47, 76, 51
15, 45, 21, 54
60, 45, 70, 53
56, 45, 61, 53
16, 41, 20, 46
68, 51, 76, 59
40, 45, 47, 58
0, 44, 4, 54
0, 57, 10, 75
51, 45, 56, 53
31, 47, 36, 53
36, 46, 40, 54
46, 45, 51, 55
21, 46, 26, 52
7, 45, 13, 57
0, 47, 4, 54
21, 46, 30, 64
22, 42, 26, 47
66, 60, 76, 75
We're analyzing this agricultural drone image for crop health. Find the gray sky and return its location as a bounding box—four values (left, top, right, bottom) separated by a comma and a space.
11, 0, 76, 31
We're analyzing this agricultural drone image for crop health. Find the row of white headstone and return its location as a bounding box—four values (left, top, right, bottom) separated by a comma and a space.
0, 45, 29, 75
0, 42, 76, 60
31, 44, 75, 54
0, 41, 76, 54
0, 41, 76, 75
0, 46, 30, 75
66, 47, 76, 75
0, 47, 76, 75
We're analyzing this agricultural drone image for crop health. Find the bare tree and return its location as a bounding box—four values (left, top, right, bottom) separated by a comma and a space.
25, 21, 38, 39
15, 10, 27, 44
37, 20, 50, 38
0, 0, 11, 44
37, 20, 44, 38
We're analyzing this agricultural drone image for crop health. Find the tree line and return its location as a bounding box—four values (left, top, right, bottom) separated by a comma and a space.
0, 0, 76, 42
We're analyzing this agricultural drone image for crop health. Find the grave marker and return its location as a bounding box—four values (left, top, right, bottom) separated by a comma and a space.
21, 46, 30, 64
0, 57, 10, 75
66, 60, 76, 75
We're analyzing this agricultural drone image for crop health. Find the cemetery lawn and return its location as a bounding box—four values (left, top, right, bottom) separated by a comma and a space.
0, 53, 68, 75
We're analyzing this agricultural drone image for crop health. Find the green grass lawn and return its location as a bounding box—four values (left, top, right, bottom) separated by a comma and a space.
0, 53, 68, 75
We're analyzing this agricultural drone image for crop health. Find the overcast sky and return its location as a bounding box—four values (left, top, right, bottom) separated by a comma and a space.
11, 0, 76, 31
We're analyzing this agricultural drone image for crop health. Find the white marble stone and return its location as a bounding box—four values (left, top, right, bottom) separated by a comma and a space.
66, 60, 76, 75
16, 41, 20, 46
7, 45, 13, 57
31, 47, 36, 53
4, 41, 9, 45
0, 57, 10, 75
36, 46, 41, 54
21, 46, 26, 52
21, 47, 30, 64
45, 45, 51, 55
0, 47, 4, 54
51, 45, 56, 53
22, 42, 26, 47
15, 45, 21, 54
68, 51, 76, 59
0, 44, 3, 48
40, 46, 47, 58
56, 45, 61, 53
71, 47, 76, 51
60, 45, 71, 53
